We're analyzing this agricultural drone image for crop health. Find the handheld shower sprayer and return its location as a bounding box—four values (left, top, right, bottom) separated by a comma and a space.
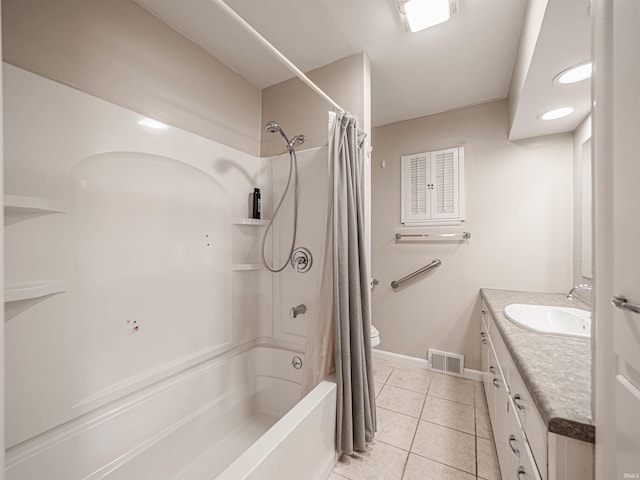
261, 121, 305, 273
264, 121, 305, 152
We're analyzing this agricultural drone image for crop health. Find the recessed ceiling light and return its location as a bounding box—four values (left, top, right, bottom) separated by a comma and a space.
539, 107, 574, 120
395, 0, 458, 33
138, 117, 169, 130
555, 62, 593, 84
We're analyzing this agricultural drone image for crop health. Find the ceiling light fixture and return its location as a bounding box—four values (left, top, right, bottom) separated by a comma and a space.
395, 0, 458, 33
138, 117, 169, 130
555, 62, 593, 84
539, 107, 574, 121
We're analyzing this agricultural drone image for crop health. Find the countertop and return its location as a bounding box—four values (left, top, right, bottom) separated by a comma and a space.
480, 288, 595, 444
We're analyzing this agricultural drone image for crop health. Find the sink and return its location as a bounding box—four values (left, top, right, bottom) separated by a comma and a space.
503, 304, 592, 339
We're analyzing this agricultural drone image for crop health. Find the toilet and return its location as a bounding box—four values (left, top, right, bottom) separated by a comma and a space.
370, 325, 380, 347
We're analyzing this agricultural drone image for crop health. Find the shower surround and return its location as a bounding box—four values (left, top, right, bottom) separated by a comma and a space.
4, 63, 334, 478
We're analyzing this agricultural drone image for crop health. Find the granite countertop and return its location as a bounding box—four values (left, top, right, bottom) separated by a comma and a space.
480, 288, 594, 444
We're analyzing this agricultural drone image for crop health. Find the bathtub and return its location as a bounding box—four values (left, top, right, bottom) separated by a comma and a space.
5, 343, 338, 480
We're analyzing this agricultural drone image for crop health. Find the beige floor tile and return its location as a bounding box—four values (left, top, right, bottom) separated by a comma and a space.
421, 395, 475, 434
477, 437, 501, 480
374, 357, 429, 374
375, 407, 419, 451
475, 382, 489, 411
328, 473, 350, 480
411, 420, 476, 475
374, 382, 384, 397
476, 409, 493, 439
386, 368, 432, 394
391, 363, 431, 376
403, 454, 476, 480
376, 385, 426, 418
373, 364, 393, 384
333, 441, 408, 480
428, 375, 475, 405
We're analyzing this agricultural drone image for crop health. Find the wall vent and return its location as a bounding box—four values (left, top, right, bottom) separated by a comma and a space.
428, 349, 464, 377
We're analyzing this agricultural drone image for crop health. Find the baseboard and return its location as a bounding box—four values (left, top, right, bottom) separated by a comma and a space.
373, 348, 483, 382
463, 368, 483, 382
372, 349, 430, 369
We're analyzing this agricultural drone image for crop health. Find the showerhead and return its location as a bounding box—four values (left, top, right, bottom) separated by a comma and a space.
265, 121, 304, 152
265, 121, 280, 134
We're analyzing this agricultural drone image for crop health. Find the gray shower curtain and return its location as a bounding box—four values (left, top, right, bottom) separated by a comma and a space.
329, 111, 376, 455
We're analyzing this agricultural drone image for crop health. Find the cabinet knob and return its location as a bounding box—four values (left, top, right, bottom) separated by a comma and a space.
508, 434, 521, 456
517, 466, 526, 479
489, 366, 496, 374
493, 378, 500, 388
513, 393, 526, 411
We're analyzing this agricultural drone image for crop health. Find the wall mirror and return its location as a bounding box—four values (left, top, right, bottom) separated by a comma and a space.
581, 138, 593, 279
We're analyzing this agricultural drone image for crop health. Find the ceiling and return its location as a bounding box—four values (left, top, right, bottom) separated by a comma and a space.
135, 0, 591, 137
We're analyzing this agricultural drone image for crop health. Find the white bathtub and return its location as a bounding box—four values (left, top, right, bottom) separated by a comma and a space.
5, 344, 338, 480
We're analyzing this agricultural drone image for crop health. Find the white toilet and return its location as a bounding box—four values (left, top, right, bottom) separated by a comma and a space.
370, 325, 380, 347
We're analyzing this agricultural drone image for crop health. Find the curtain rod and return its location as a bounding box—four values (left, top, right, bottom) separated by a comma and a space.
209, 0, 346, 114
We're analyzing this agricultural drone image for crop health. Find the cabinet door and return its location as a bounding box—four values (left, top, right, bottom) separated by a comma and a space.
486, 339, 509, 480
481, 315, 489, 374
506, 397, 525, 480
485, 339, 498, 423
507, 397, 541, 480
494, 365, 510, 480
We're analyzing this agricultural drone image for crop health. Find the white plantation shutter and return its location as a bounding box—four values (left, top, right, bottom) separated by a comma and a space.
432, 148, 459, 219
410, 155, 430, 217
401, 147, 464, 225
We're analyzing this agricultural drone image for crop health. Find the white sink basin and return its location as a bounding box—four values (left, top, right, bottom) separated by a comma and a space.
503, 304, 592, 339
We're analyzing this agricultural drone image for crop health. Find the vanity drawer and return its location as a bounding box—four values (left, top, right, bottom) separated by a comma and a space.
481, 302, 491, 334
487, 318, 512, 384
509, 360, 547, 480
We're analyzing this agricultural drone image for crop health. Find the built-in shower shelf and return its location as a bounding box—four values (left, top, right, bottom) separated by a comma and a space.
5, 280, 68, 303
232, 263, 264, 271
4, 194, 65, 218
232, 218, 270, 226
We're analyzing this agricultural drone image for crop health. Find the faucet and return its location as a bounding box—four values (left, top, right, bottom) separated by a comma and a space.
291, 304, 307, 318
566, 284, 592, 300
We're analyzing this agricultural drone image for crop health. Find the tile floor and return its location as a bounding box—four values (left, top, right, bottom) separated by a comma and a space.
329, 357, 501, 480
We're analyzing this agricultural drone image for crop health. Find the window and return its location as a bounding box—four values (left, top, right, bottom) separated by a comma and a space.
401, 147, 464, 225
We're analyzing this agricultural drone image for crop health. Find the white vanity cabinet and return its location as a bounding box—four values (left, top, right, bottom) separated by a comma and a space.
481, 304, 545, 480
480, 290, 595, 480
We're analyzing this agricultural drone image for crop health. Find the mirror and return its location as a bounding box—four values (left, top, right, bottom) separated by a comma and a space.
581, 138, 592, 279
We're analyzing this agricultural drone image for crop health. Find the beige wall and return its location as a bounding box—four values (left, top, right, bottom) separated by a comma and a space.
261, 52, 373, 269
371, 100, 573, 369
261, 53, 368, 157
2, 0, 262, 155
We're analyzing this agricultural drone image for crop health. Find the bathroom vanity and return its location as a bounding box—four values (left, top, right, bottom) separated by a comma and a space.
479, 289, 594, 480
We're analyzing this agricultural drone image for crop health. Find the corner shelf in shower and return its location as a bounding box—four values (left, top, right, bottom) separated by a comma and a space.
232, 218, 270, 226
5, 279, 68, 303
231, 263, 264, 271
4, 194, 66, 223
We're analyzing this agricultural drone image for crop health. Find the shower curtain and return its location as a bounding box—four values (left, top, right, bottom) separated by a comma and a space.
303, 111, 376, 455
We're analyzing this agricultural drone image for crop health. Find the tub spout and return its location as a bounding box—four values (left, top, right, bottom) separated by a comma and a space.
291, 304, 307, 318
